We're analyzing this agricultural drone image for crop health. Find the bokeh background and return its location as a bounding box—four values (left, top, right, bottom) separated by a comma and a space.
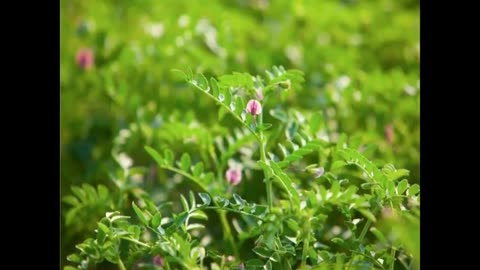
61, 0, 419, 268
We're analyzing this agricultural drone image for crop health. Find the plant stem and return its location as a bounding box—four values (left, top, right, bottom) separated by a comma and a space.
300, 218, 311, 270
358, 219, 373, 243
258, 113, 273, 212
218, 210, 239, 257
117, 258, 126, 270
121, 237, 151, 248
389, 247, 396, 270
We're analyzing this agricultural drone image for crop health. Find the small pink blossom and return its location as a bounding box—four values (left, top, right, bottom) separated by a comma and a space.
225, 167, 242, 185
75, 48, 94, 70
153, 255, 164, 267
246, 99, 262, 116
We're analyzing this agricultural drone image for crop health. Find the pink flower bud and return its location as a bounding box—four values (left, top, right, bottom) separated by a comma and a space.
246, 99, 262, 116
256, 89, 264, 100
75, 48, 94, 70
225, 167, 242, 185
385, 124, 394, 144
153, 255, 164, 266
381, 207, 397, 220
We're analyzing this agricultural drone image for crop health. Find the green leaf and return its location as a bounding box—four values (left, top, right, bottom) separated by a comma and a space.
71, 186, 87, 202
309, 248, 319, 263
222, 87, 232, 105
276, 139, 322, 168
270, 162, 300, 206
164, 149, 174, 166
319, 250, 331, 260
82, 184, 98, 201
235, 96, 245, 115
66, 254, 82, 263
257, 123, 272, 131
186, 223, 205, 231
189, 190, 196, 209
286, 219, 299, 231
215, 196, 230, 207
233, 193, 246, 207
132, 201, 149, 225
331, 181, 340, 198
192, 162, 204, 177
397, 179, 409, 195
358, 209, 377, 222
337, 147, 387, 184
180, 194, 189, 211
265, 260, 272, 270
97, 222, 110, 234
331, 238, 344, 245
198, 193, 211, 206
171, 69, 188, 80
246, 259, 264, 268
145, 146, 163, 165
151, 212, 161, 228
269, 108, 288, 122
309, 112, 323, 134
408, 184, 420, 196
97, 185, 109, 200
210, 77, 219, 97
253, 247, 274, 258
62, 195, 79, 206
370, 227, 387, 243
331, 160, 347, 170
361, 183, 375, 190
189, 210, 208, 220
179, 153, 191, 171
194, 73, 209, 91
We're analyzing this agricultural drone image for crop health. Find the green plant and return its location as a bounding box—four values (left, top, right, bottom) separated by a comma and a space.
64, 67, 419, 269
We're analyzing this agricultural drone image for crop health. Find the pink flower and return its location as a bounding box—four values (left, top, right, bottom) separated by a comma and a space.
153, 255, 164, 266
225, 167, 242, 185
246, 99, 262, 116
75, 48, 94, 70
385, 124, 394, 144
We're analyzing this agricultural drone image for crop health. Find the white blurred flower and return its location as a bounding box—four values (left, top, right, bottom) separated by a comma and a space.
178, 15, 190, 28
144, 23, 164, 39
117, 153, 133, 169
335, 75, 351, 90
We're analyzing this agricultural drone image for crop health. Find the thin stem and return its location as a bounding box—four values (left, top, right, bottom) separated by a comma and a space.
160, 166, 208, 192
202, 206, 265, 220
358, 219, 373, 243
165, 261, 171, 270
117, 258, 126, 270
219, 210, 239, 257
258, 113, 273, 212
121, 237, 151, 248
300, 218, 311, 269
389, 246, 396, 270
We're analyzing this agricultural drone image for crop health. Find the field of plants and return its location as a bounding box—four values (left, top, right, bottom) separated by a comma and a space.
61, 0, 420, 269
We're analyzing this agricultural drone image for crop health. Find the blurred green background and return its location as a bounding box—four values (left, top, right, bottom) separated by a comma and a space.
61, 0, 419, 268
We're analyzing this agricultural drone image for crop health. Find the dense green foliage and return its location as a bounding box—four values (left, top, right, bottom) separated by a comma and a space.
61, 0, 419, 269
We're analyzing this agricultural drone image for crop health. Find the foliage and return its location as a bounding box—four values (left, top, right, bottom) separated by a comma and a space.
61, 0, 419, 269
